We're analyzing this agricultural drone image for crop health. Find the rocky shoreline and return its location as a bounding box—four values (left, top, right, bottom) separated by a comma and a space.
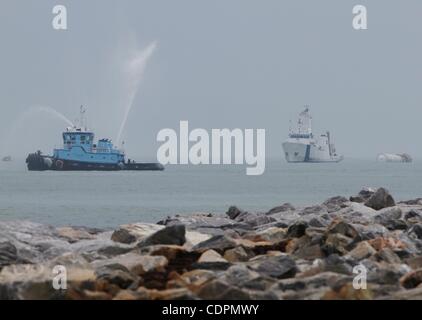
1, 187, 422, 300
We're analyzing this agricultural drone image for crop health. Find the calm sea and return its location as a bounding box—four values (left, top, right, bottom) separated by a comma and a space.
0, 159, 421, 228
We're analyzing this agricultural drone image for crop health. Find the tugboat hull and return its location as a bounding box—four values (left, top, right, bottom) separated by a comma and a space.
26, 152, 164, 171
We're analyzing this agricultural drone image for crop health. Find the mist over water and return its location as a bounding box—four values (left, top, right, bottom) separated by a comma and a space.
1, 106, 74, 158
116, 41, 157, 146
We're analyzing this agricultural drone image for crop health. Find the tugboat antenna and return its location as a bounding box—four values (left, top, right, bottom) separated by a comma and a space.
80, 105, 87, 130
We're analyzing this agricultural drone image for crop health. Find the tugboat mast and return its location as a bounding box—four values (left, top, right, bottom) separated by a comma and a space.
79, 105, 87, 131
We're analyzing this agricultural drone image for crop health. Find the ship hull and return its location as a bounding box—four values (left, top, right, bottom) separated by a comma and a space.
26, 152, 164, 171
282, 141, 343, 163
282, 141, 310, 162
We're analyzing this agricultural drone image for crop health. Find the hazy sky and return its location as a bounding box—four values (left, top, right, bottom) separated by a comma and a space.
1, 0, 421, 160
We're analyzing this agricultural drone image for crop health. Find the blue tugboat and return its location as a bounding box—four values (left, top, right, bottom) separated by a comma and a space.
26, 108, 164, 171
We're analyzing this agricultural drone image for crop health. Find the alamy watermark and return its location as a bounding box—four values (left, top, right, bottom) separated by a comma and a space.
352, 264, 368, 290
353, 5, 368, 30
52, 5, 67, 30
51, 4, 367, 32
157, 121, 266, 176
52, 265, 67, 290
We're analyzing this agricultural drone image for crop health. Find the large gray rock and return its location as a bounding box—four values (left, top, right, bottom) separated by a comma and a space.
266, 203, 295, 215
92, 252, 168, 276
234, 211, 277, 228
350, 187, 376, 203
192, 234, 237, 254
138, 225, 186, 247
322, 196, 349, 212
286, 221, 308, 238
192, 249, 231, 270
327, 220, 360, 239
374, 207, 407, 231
95, 264, 139, 289
408, 224, 422, 240
226, 206, 243, 220
365, 188, 395, 210
111, 229, 137, 244
0, 242, 20, 269
249, 255, 297, 279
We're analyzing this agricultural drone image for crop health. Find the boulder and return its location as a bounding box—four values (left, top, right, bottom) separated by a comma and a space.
322, 283, 373, 300
138, 225, 186, 247
365, 188, 395, 210
390, 287, 422, 300
0, 242, 20, 269
327, 220, 360, 239
400, 269, 422, 289
196, 279, 249, 300
56, 227, 97, 243
139, 245, 200, 273
349, 187, 376, 203
226, 206, 243, 220
223, 246, 251, 262
111, 229, 137, 244
266, 203, 295, 215
374, 207, 407, 230
323, 233, 354, 256
406, 256, 422, 270
398, 198, 422, 205
111, 223, 165, 245
178, 269, 217, 290
275, 271, 349, 293
235, 212, 277, 228
375, 248, 402, 264
322, 196, 349, 212
243, 227, 286, 243
286, 221, 308, 238
404, 210, 422, 221
408, 224, 422, 240
249, 255, 297, 279
293, 244, 325, 260
93, 253, 168, 276
95, 264, 139, 289
97, 246, 133, 258
192, 235, 237, 254
345, 241, 376, 261
322, 254, 353, 275
299, 205, 328, 216
192, 250, 230, 270
219, 265, 260, 285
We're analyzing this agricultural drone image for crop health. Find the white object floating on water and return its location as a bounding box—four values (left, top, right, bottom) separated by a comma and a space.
376, 153, 412, 163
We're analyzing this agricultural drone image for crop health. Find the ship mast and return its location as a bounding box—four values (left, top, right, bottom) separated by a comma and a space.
79, 105, 87, 131
297, 105, 312, 136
